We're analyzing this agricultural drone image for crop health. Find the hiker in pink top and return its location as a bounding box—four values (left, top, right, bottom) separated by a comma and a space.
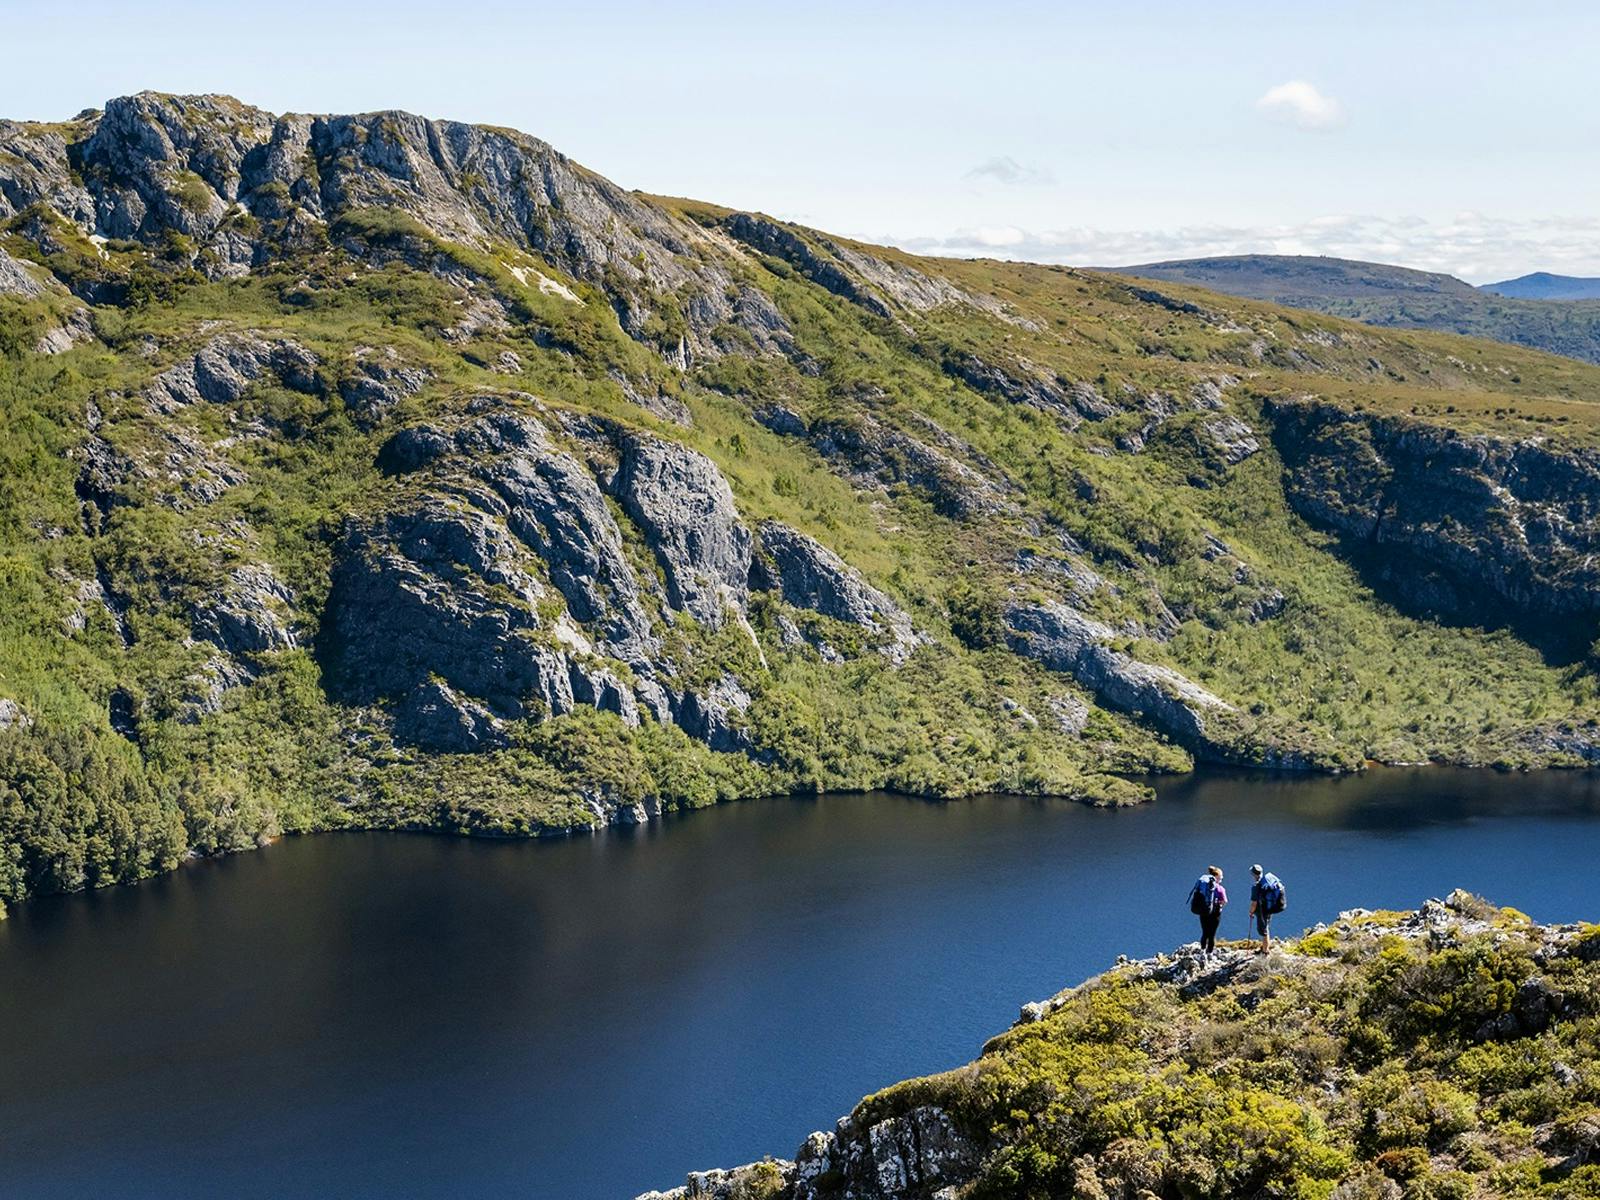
1187, 865, 1227, 957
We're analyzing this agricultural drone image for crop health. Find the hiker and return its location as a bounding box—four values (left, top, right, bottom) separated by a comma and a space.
1187, 865, 1227, 956
1248, 864, 1286, 953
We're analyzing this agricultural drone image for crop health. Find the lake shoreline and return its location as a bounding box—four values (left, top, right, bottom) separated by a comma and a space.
8, 757, 1600, 917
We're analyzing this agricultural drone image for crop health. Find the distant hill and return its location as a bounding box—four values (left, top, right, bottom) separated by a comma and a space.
1109, 254, 1479, 303
1106, 254, 1600, 364
1483, 271, 1600, 300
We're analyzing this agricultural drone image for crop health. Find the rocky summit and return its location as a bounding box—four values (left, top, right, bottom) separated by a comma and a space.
1, 92, 1599, 911
640, 893, 1600, 1200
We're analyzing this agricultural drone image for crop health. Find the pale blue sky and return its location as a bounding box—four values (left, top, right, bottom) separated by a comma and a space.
5, 1, 1597, 281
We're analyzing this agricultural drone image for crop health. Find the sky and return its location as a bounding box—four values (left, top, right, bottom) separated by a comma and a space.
3, 0, 1598, 283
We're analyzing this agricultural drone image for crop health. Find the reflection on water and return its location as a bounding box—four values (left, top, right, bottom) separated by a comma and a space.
2, 767, 1598, 1199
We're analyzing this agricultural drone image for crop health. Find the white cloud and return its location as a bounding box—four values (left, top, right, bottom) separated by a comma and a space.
965, 156, 1055, 186
968, 225, 1028, 247
1256, 80, 1343, 131
887, 213, 1600, 284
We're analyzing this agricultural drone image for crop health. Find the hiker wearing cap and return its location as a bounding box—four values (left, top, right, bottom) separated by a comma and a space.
1248, 864, 1286, 953
1186, 866, 1227, 957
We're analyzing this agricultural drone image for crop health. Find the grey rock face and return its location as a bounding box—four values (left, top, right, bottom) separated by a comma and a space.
339, 346, 430, 425
1004, 600, 1234, 754
190, 563, 297, 656
3, 93, 799, 360
0, 246, 48, 298
393, 678, 504, 752
146, 332, 320, 413
809, 413, 1012, 519
174, 559, 299, 720
323, 490, 641, 751
750, 521, 920, 661
1048, 693, 1091, 735
859, 1107, 980, 1197
1202, 413, 1260, 464
827, 239, 996, 316
1268, 396, 1600, 621
330, 406, 774, 753
1013, 543, 1108, 603
610, 433, 752, 628
724, 212, 893, 318
483, 423, 660, 664
0, 118, 96, 226
663, 675, 754, 754
33, 307, 95, 355
79, 93, 274, 245
0, 697, 31, 731
943, 349, 1082, 425
634, 1160, 794, 1200
1518, 722, 1600, 765
640, 1105, 978, 1200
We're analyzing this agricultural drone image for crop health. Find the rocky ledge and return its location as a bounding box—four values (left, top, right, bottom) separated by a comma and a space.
640, 892, 1600, 1200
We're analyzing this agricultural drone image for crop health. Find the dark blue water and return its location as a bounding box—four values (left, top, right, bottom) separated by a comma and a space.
3, 768, 1600, 1199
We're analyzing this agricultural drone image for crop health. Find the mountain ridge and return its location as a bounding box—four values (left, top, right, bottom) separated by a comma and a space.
1, 93, 1598, 914
1105, 253, 1600, 364
1484, 271, 1600, 301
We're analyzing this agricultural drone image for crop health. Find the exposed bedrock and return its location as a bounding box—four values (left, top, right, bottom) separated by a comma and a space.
749, 521, 921, 662
1268, 396, 1600, 644
325, 405, 920, 751
1002, 600, 1232, 755
609, 432, 753, 628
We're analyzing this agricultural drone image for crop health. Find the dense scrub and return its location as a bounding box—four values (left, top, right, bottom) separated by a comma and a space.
679, 896, 1600, 1200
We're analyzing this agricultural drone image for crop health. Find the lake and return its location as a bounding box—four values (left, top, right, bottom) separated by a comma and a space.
3, 768, 1600, 1198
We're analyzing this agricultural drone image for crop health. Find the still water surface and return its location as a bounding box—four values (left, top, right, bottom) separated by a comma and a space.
3, 768, 1600, 1198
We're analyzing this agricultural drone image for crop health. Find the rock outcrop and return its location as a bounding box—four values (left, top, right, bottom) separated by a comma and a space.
145, 332, 320, 412
1268, 395, 1600, 628
325, 412, 654, 749
0, 246, 48, 298
326, 402, 915, 752
610, 433, 752, 628
750, 521, 920, 662
806, 413, 1013, 519
1, 92, 806, 361
338, 346, 430, 425
639, 1105, 979, 1200
1002, 600, 1233, 753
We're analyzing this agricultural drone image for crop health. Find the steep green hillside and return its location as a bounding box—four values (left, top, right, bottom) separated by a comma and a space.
1113, 255, 1600, 365
1, 94, 1597, 912
643, 894, 1600, 1200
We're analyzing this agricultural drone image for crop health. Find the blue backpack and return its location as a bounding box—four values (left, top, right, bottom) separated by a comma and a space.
1188, 876, 1220, 915
1261, 872, 1286, 914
